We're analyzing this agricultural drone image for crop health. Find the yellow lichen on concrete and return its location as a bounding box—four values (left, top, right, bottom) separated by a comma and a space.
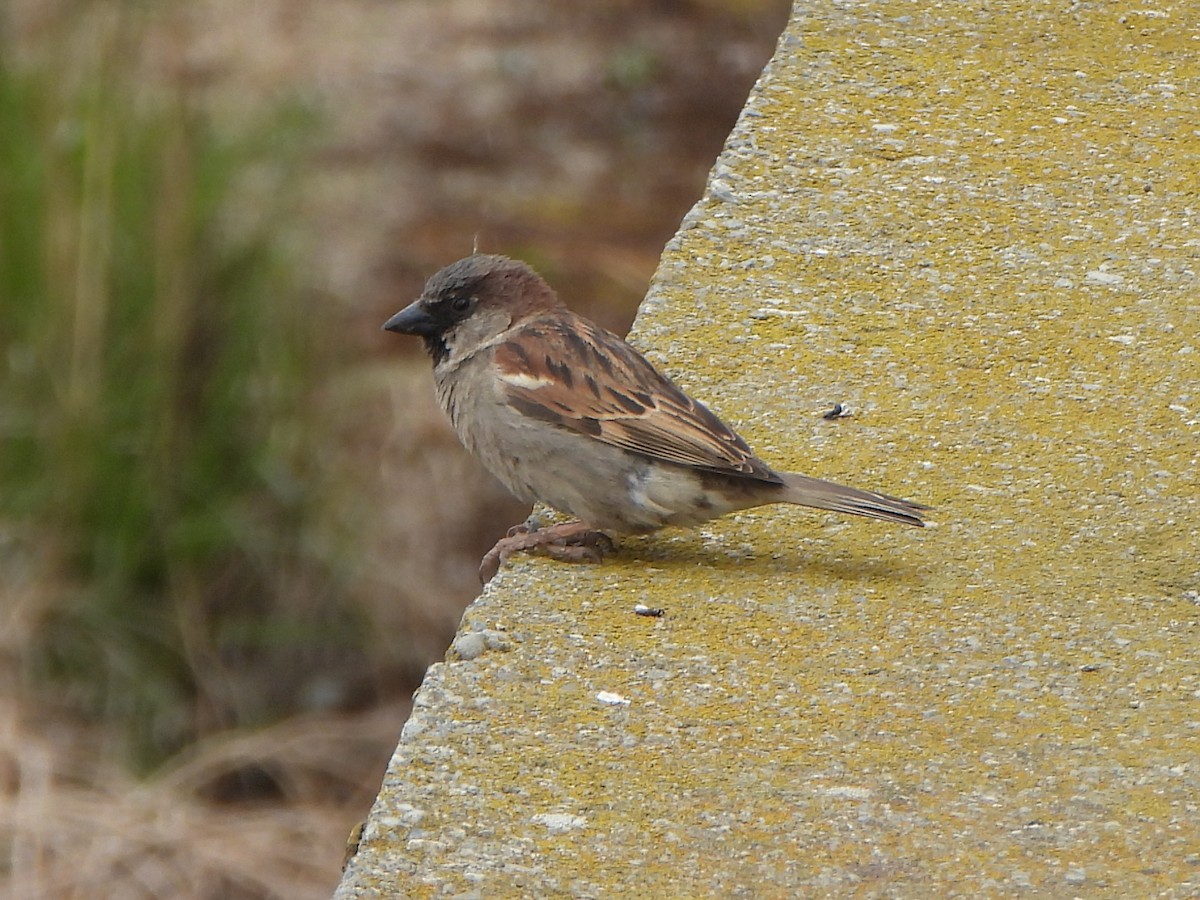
339, 1, 1198, 897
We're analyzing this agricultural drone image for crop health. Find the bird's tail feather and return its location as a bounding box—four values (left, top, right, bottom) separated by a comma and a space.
779, 472, 928, 527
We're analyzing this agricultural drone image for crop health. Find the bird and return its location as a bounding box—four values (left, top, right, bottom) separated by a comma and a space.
383, 254, 927, 582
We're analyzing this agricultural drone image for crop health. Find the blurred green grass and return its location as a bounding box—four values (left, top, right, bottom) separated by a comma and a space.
0, 8, 361, 771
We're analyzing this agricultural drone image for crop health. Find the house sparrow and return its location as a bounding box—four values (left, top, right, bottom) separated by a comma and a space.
384, 255, 927, 583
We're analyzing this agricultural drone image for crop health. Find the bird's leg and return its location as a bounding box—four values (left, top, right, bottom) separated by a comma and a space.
479, 520, 615, 583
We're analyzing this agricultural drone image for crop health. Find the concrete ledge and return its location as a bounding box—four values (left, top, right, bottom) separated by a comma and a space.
338, 1, 1199, 895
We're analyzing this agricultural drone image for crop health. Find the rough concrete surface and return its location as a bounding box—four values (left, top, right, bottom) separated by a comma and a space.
338, 1, 1198, 896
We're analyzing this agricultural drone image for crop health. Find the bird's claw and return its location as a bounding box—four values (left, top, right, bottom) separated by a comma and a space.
479, 521, 614, 583
539, 529, 614, 565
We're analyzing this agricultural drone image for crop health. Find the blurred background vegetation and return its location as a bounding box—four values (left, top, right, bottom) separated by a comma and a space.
0, 0, 789, 896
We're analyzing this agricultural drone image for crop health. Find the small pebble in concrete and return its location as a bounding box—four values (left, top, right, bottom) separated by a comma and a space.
451, 629, 513, 660
531, 813, 587, 833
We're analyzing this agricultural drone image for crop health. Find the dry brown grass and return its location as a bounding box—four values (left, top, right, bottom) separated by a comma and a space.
0, 561, 396, 899
1, 699, 404, 899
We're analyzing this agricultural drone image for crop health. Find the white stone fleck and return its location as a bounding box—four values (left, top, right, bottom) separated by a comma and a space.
531, 813, 587, 833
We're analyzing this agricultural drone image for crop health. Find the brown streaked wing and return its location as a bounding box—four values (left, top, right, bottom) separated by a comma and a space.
494, 313, 782, 484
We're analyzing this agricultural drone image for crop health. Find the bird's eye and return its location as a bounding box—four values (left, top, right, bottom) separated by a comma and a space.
450, 295, 471, 313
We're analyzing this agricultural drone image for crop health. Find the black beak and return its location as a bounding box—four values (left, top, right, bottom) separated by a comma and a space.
382, 300, 438, 337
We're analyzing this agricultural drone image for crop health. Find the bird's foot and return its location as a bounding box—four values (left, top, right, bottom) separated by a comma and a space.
479, 520, 615, 583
